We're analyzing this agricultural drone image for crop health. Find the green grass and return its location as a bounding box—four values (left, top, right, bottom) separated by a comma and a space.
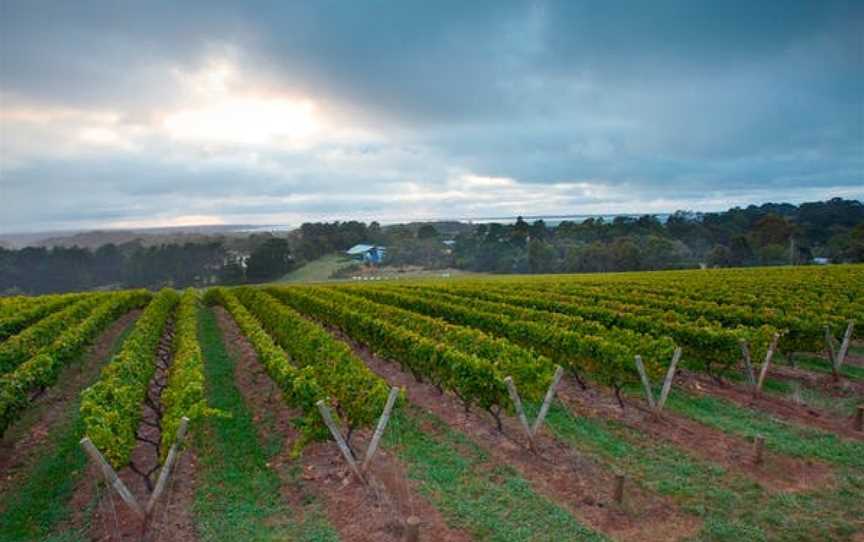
0, 323, 134, 541
788, 353, 864, 380
665, 391, 864, 468
195, 306, 338, 542
279, 253, 356, 283
722, 368, 860, 418
383, 406, 605, 542
793, 386, 862, 418
535, 401, 864, 541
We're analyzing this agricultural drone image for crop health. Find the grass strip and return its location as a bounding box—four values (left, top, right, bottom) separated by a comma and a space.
383, 405, 605, 542
194, 306, 337, 542
700, 371, 859, 418
789, 354, 864, 380
537, 401, 864, 541
665, 391, 864, 468
0, 323, 133, 541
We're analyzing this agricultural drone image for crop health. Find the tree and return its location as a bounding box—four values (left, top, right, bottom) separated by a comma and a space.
386, 238, 450, 268
246, 238, 294, 282
608, 238, 642, 271
368, 221, 384, 244
562, 242, 609, 273
707, 245, 733, 267
528, 239, 558, 273
220, 261, 246, 285
417, 224, 439, 240
751, 214, 794, 247
728, 236, 755, 266
510, 216, 530, 247
641, 236, 690, 269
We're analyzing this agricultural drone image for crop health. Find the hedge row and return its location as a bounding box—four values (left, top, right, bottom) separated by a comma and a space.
80, 289, 179, 468
0, 290, 151, 435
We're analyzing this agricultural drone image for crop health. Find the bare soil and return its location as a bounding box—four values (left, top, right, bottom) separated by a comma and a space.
214, 307, 468, 542
86, 319, 199, 542
0, 310, 140, 495
554, 377, 834, 493
679, 369, 864, 441
332, 327, 702, 542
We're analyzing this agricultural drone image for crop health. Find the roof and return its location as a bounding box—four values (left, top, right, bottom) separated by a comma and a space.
346, 244, 378, 255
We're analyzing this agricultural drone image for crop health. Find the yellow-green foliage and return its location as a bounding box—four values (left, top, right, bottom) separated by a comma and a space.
0, 290, 151, 435
160, 288, 211, 460
80, 289, 179, 468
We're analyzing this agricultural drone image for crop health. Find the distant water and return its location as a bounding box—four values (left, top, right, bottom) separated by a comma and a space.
468, 213, 671, 226
234, 224, 295, 233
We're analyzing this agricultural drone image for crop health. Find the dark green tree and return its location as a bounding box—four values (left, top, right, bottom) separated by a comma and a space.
246, 238, 294, 283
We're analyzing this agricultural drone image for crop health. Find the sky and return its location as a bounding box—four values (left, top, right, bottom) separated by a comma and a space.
1, 1, 862, 233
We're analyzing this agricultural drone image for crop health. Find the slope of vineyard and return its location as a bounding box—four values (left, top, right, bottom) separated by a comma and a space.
0, 264, 862, 541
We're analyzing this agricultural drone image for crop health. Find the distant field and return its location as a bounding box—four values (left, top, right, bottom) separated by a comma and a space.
279, 253, 355, 282
280, 253, 485, 283
1, 264, 863, 541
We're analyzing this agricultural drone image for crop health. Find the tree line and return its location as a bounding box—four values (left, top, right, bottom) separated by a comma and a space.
445, 198, 864, 273
2, 198, 862, 294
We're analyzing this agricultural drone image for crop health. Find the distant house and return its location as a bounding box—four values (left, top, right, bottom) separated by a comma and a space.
346, 244, 386, 264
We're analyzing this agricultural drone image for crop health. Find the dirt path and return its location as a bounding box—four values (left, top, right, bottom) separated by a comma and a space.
679, 370, 863, 440
0, 310, 140, 495
329, 327, 701, 542
554, 377, 834, 493
214, 307, 468, 542
83, 319, 199, 542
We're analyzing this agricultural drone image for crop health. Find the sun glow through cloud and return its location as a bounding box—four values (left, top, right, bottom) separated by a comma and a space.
162, 97, 320, 146
2, 1, 862, 233
160, 59, 323, 147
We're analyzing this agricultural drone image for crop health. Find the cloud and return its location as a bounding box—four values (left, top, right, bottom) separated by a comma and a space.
1, 0, 862, 232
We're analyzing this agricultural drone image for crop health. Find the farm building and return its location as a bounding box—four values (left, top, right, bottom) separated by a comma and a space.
345, 244, 386, 264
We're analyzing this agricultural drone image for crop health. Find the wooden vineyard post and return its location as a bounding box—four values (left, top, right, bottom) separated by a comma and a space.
504, 376, 535, 451
835, 322, 855, 374
739, 340, 756, 389
404, 515, 421, 542
531, 366, 565, 436
656, 348, 682, 411
634, 350, 682, 414
633, 355, 656, 410
504, 366, 565, 452
317, 400, 366, 484
755, 333, 781, 396
147, 417, 190, 515
318, 387, 401, 484
362, 387, 400, 472
753, 434, 765, 465
613, 473, 625, 504
855, 406, 863, 432
80, 437, 145, 520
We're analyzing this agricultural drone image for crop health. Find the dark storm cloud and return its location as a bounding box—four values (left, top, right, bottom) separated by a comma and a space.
1, 0, 862, 231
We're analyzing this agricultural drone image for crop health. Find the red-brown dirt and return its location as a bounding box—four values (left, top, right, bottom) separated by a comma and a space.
214, 307, 469, 542
328, 326, 702, 542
